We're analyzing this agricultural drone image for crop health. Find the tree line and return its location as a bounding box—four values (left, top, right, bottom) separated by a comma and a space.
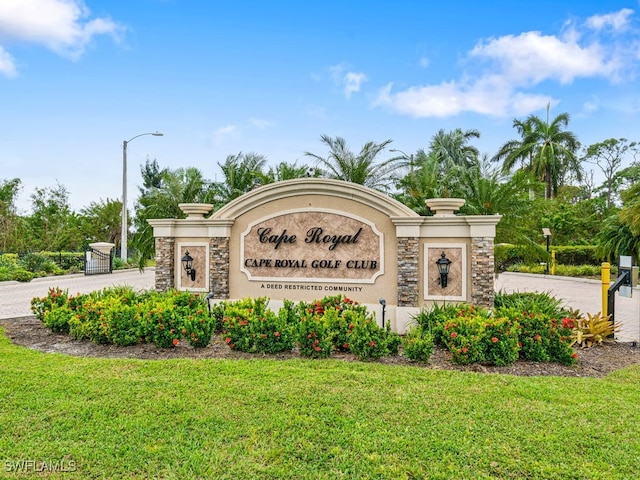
1, 106, 639, 266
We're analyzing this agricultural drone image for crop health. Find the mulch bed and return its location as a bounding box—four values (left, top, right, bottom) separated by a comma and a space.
2, 316, 639, 378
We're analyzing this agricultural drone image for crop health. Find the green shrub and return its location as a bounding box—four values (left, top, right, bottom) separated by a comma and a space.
402, 325, 434, 362
43, 305, 74, 333
31, 287, 69, 320
18, 252, 58, 274
297, 312, 333, 358
482, 316, 520, 367
11, 269, 35, 282
347, 312, 390, 360
443, 316, 486, 365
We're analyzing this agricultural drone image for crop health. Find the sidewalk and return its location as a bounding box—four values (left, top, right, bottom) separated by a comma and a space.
495, 272, 639, 343
1, 269, 638, 343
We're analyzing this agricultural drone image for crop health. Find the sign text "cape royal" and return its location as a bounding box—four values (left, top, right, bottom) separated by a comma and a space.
257, 226, 363, 251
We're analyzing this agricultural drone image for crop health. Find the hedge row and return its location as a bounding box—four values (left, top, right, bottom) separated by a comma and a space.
495, 244, 601, 271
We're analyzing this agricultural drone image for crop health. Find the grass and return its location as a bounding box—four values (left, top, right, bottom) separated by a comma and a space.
1, 330, 640, 479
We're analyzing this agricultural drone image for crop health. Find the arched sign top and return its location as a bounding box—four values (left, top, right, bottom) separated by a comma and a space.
210, 178, 418, 221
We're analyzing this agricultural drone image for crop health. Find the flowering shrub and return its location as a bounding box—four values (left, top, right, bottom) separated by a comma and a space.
297, 312, 333, 358
31, 287, 70, 323
482, 316, 519, 367
221, 298, 293, 353
443, 316, 486, 365
346, 312, 390, 360
402, 325, 434, 362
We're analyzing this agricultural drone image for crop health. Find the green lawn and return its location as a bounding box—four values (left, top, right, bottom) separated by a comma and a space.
1, 329, 639, 480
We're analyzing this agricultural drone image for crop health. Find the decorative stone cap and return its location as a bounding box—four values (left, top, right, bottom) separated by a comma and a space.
89, 242, 115, 254
178, 203, 214, 219
425, 198, 466, 216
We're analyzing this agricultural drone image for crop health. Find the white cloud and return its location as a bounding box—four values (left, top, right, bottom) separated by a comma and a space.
375, 8, 639, 119
248, 117, 274, 129
0, 46, 17, 77
343, 71, 367, 98
329, 63, 368, 98
585, 8, 634, 31
0, 0, 121, 76
212, 125, 238, 145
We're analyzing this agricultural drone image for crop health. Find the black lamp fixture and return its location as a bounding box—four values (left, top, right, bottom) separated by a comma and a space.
379, 298, 386, 329
436, 251, 452, 288
182, 250, 196, 281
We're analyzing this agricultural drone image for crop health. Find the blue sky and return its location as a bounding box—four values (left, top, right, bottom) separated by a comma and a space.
2, 0, 640, 213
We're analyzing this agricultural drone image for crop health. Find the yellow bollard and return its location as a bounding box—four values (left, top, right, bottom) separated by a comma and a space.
602, 262, 610, 316
551, 250, 556, 276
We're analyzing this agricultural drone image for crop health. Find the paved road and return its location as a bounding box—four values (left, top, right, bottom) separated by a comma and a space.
0, 269, 155, 320
496, 272, 639, 344
1, 269, 638, 343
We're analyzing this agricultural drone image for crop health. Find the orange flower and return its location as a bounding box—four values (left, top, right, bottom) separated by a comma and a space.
172, 339, 179, 346
274, 332, 281, 337
491, 337, 499, 343
450, 332, 457, 338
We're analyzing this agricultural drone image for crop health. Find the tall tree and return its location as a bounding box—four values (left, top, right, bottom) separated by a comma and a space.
304, 135, 403, 191
211, 152, 269, 206
429, 128, 480, 170
582, 138, 636, 208
26, 182, 80, 251
79, 198, 122, 246
268, 161, 319, 182
132, 166, 214, 268
0, 178, 24, 252
493, 104, 580, 200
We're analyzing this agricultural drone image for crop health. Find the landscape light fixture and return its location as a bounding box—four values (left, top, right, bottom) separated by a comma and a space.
182, 250, 196, 281
436, 252, 452, 288
542, 228, 552, 274
379, 298, 386, 329
121, 131, 163, 261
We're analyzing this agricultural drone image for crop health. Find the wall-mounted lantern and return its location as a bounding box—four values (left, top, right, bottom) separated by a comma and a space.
436, 251, 452, 288
182, 250, 196, 281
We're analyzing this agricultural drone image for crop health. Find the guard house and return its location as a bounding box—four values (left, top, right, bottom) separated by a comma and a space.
149, 178, 501, 333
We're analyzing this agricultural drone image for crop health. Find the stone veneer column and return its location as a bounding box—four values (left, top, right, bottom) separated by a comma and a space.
155, 237, 175, 292
397, 237, 419, 306
471, 237, 495, 308
210, 237, 230, 299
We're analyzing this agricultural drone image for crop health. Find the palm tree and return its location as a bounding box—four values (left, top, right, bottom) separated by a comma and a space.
394, 151, 456, 215
429, 128, 480, 170
132, 167, 214, 268
211, 152, 269, 206
304, 135, 403, 191
493, 104, 580, 200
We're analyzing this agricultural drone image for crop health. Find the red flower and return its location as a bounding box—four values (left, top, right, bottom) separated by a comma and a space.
172, 338, 179, 346
342, 343, 349, 349
450, 332, 458, 338
571, 353, 578, 359
274, 332, 280, 337
461, 347, 468, 353
534, 334, 542, 341
369, 341, 376, 347
491, 337, 499, 343
225, 337, 232, 344
314, 346, 321, 352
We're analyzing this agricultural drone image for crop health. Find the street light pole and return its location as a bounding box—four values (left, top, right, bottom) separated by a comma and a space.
121, 131, 163, 261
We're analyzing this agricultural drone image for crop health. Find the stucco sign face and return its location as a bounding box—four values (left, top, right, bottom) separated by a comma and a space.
241, 210, 383, 283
